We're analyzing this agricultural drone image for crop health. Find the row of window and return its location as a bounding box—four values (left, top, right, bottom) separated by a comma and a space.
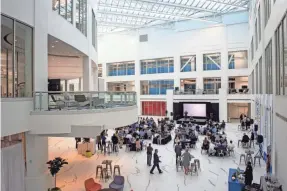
105, 51, 248, 76
107, 62, 135, 76
251, 13, 287, 96
52, 0, 97, 50
275, 14, 287, 95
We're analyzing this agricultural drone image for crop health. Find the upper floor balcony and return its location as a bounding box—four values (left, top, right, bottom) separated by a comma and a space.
2, 91, 138, 137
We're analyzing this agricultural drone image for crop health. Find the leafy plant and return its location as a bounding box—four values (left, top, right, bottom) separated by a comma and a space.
47, 157, 68, 189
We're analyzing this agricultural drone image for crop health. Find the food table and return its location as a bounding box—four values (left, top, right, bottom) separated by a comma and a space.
228, 168, 245, 191
77, 140, 95, 155
152, 134, 172, 145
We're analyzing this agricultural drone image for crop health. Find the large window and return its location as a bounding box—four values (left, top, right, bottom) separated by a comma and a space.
259, 57, 263, 94
180, 79, 196, 92
228, 51, 248, 69
1, 15, 33, 97
107, 61, 135, 76
52, 0, 73, 23
251, 38, 254, 61
265, 40, 273, 94
98, 64, 102, 77
141, 57, 174, 74
92, 9, 97, 50
258, 5, 262, 42
76, 0, 87, 36
203, 53, 221, 70
141, 101, 166, 116
275, 14, 287, 95
203, 78, 221, 94
140, 80, 174, 95
180, 55, 196, 72
264, 0, 271, 27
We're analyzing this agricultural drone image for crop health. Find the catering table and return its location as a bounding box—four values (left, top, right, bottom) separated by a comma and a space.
77, 141, 95, 155
260, 176, 282, 191
228, 168, 245, 191
153, 134, 172, 145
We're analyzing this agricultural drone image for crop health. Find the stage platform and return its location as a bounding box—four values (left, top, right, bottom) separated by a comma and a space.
176, 118, 207, 125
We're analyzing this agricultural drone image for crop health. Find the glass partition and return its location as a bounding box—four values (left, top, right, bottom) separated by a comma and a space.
140, 80, 174, 95
76, 0, 87, 36
141, 57, 174, 74
180, 55, 196, 72
203, 53, 221, 70
33, 91, 137, 111
52, 0, 73, 23
1, 15, 33, 97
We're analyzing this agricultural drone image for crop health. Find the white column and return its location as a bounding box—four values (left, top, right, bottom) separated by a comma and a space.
78, 77, 82, 91
166, 90, 173, 118
34, 0, 49, 110
196, 52, 203, 90
134, 59, 141, 115
173, 54, 180, 89
94, 66, 99, 91
219, 89, 228, 121
221, 25, 229, 90
83, 56, 92, 91
25, 133, 52, 191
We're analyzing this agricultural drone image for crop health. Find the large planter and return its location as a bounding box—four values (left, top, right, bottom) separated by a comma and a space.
86, 151, 92, 158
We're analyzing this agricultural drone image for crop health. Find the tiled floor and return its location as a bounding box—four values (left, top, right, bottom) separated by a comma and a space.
48, 123, 265, 191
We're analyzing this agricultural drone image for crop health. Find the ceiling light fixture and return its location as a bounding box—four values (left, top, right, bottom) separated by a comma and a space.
55, 41, 58, 43
52, 45, 55, 48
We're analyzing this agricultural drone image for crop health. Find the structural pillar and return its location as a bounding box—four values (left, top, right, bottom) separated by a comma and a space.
166, 90, 174, 118
25, 133, 52, 191
219, 89, 228, 122
83, 56, 93, 91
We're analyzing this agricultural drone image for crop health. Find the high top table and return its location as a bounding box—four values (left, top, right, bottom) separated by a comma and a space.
228, 168, 245, 191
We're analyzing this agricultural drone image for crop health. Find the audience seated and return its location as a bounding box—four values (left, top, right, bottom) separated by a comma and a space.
228, 140, 235, 151
202, 137, 210, 152
242, 133, 250, 143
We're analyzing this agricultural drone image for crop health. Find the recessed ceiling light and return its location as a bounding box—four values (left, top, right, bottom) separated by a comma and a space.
52, 45, 55, 48
55, 41, 58, 43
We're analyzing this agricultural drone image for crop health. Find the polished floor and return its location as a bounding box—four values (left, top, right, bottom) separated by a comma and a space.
48, 123, 266, 191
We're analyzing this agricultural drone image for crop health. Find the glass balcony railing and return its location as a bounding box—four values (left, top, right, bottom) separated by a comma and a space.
33, 91, 137, 111
174, 89, 219, 95
228, 88, 250, 94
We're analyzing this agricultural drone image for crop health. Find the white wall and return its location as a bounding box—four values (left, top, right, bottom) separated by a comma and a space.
29, 106, 138, 135
274, 96, 287, 188
1, 98, 33, 136
1, 0, 35, 26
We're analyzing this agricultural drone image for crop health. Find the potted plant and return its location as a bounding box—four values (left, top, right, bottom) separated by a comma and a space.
83, 138, 92, 158
47, 157, 68, 191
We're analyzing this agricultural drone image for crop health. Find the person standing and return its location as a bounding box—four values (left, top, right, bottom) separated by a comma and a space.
146, 143, 153, 166
175, 142, 182, 164
150, 149, 162, 174
182, 148, 194, 175
244, 161, 253, 186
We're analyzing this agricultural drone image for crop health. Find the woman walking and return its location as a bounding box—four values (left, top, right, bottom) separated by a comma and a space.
182, 148, 194, 175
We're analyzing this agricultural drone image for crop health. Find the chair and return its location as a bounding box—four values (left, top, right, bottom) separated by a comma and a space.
84, 178, 102, 191
96, 165, 104, 179
228, 148, 235, 156
218, 149, 224, 158
109, 176, 125, 191
239, 154, 246, 164
113, 165, 121, 176
50, 95, 65, 110
254, 156, 261, 167
74, 94, 90, 108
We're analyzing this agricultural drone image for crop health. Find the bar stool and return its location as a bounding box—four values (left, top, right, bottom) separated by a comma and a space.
102, 168, 109, 182
113, 165, 121, 176
238, 140, 242, 147
96, 165, 103, 179
246, 155, 253, 165
106, 160, 113, 175
194, 159, 201, 171
254, 156, 261, 167
190, 163, 198, 176
239, 154, 246, 164
249, 140, 255, 148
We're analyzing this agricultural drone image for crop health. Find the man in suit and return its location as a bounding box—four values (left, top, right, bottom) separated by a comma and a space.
150, 149, 163, 174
